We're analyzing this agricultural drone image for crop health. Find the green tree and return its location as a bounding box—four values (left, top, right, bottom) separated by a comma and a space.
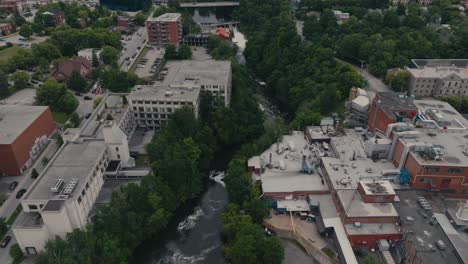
19, 24, 33, 39
165, 44, 178, 60
10, 71, 30, 90
31, 42, 62, 61
224, 159, 252, 205
9, 243, 23, 264
0, 70, 9, 98
69, 112, 81, 127
385, 71, 410, 92
36, 78, 78, 113
67, 70, 88, 92
177, 44, 192, 59
100, 68, 140, 92
101, 45, 120, 65
134, 12, 146, 26
92, 51, 99, 67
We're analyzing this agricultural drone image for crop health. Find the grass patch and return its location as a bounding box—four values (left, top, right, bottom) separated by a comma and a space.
52, 111, 69, 124
0, 46, 25, 62
128, 47, 150, 73
6, 205, 22, 225
135, 154, 150, 166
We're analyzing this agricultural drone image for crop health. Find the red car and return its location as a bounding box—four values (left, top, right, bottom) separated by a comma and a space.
0, 236, 11, 248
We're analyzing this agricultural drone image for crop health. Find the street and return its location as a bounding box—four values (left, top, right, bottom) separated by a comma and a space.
119, 26, 148, 72
336, 58, 391, 93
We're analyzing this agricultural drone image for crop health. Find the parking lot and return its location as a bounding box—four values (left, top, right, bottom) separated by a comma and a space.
134, 48, 165, 79
0, 34, 48, 48
394, 190, 461, 264
2, 88, 36, 105
119, 27, 147, 71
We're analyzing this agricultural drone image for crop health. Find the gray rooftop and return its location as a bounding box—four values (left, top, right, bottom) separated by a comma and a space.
0, 105, 49, 144
24, 140, 107, 201
374, 92, 417, 120
161, 60, 231, 88
257, 131, 329, 193
411, 59, 468, 69
337, 189, 398, 218
148, 13, 181, 22
15, 212, 43, 229
129, 84, 200, 102
345, 222, 400, 235
42, 199, 65, 212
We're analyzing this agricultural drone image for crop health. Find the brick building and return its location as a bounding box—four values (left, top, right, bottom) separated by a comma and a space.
43, 9, 65, 26
0, 23, 13, 35
146, 13, 182, 47
53, 57, 92, 82
368, 92, 417, 134
0, 106, 56, 176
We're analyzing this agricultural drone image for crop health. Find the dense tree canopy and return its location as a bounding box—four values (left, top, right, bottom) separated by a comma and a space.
35, 78, 78, 113
100, 68, 141, 92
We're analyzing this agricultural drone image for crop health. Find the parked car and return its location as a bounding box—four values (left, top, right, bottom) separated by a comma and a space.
8, 181, 18, 191
436, 240, 446, 250
75, 92, 82, 96
83, 96, 92, 100
0, 236, 11, 248
85, 113, 92, 119
16, 189, 26, 199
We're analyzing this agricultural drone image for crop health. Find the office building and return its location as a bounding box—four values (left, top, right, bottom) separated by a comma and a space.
407, 59, 468, 97
146, 13, 182, 46
129, 85, 200, 130
0, 106, 56, 176
12, 95, 137, 255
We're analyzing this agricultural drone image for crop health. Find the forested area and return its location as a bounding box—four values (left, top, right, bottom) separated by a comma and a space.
237, 0, 363, 129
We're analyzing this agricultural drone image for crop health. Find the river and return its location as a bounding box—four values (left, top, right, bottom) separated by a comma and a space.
131, 13, 311, 264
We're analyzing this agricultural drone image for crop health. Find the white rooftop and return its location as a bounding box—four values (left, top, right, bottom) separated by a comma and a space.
24, 140, 107, 201
258, 131, 329, 194
360, 180, 396, 196
345, 222, 400, 235
277, 199, 309, 212
148, 12, 181, 22
0, 105, 49, 144
408, 66, 468, 79
161, 60, 231, 87
337, 189, 398, 218
129, 84, 200, 102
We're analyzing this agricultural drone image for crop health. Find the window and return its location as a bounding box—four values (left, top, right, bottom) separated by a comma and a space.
419, 177, 431, 183
26, 247, 37, 255
464, 190, 468, 195
448, 168, 463, 174
78, 197, 82, 204
117, 154, 121, 159
86, 183, 89, 190
28, 205, 38, 210
82, 189, 85, 196
424, 167, 440, 173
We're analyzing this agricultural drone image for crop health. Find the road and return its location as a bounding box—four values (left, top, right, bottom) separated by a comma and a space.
0, 34, 48, 47
119, 27, 148, 72
336, 58, 391, 93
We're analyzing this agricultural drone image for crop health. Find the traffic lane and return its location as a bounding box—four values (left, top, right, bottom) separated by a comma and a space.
119, 27, 147, 67
74, 90, 100, 118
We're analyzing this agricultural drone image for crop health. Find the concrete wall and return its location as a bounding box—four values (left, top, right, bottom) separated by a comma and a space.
13, 225, 49, 254
348, 233, 401, 248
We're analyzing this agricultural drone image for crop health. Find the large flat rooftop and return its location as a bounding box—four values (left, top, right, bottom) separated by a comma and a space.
161, 60, 231, 87
24, 140, 106, 201
374, 92, 417, 120
148, 12, 181, 22
0, 105, 49, 144
337, 189, 398, 218
258, 131, 329, 194
129, 84, 200, 102
411, 59, 468, 69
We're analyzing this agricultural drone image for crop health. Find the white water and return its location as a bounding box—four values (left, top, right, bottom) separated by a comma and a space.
209, 171, 226, 187
177, 207, 205, 231
157, 243, 220, 264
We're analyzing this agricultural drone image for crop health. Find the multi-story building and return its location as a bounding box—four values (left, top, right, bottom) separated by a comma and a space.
0, 106, 56, 176
162, 60, 232, 106
0, 23, 13, 35
12, 95, 137, 255
407, 59, 468, 97
146, 13, 182, 46
129, 85, 200, 130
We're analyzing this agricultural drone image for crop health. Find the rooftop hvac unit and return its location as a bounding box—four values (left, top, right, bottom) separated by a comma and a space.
431, 147, 444, 161
354, 222, 361, 227
62, 179, 79, 195
51, 179, 65, 193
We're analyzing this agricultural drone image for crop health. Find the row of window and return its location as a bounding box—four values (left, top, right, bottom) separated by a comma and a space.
77, 154, 108, 204
134, 107, 174, 113
424, 167, 464, 173
135, 113, 169, 119
132, 100, 193, 106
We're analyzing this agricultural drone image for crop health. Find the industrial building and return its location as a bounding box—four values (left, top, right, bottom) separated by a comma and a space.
0, 105, 56, 176
12, 94, 139, 255
146, 13, 182, 47
407, 59, 468, 97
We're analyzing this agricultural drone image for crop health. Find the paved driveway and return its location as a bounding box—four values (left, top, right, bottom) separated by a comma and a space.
119, 27, 148, 71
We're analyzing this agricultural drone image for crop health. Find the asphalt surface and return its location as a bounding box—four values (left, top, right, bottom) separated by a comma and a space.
337, 59, 391, 93
119, 27, 148, 72
0, 34, 48, 47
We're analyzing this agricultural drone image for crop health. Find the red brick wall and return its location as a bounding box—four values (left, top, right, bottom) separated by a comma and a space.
167, 21, 180, 45
264, 190, 330, 200
0, 108, 56, 176
392, 139, 405, 167
368, 102, 395, 133
405, 153, 468, 197
343, 216, 400, 224
348, 233, 402, 248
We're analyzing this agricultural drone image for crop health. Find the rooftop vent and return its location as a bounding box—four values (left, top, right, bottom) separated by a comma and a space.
50, 179, 65, 193
165, 90, 173, 97
62, 179, 79, 195
365, 182, 387, 194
